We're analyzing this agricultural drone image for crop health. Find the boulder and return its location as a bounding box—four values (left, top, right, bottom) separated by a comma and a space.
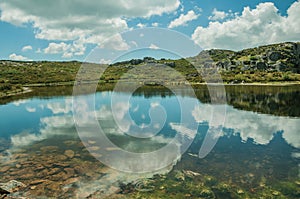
256, 62, 267, 70
0, 180, 26, 193
275, 62, 287, 71
268, 51, 282, 61
64, 150, 75, 159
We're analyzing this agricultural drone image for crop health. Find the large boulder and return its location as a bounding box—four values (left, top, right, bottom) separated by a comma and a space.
256, 62, 267, 70
268, 51, 282, 61
0, 180, 26, 194
275, 62, 287, 71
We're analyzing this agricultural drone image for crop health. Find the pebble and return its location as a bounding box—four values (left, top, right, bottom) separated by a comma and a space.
16, 164, 22, 169
64, 150, 75, 159
237, 189, 244, 194
0, 166, 11, 173
88, 140, 96, 144
30, 186, 36, 190
272, 191, 280, 196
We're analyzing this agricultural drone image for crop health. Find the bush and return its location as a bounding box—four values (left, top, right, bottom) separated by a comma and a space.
0, 83, 12, 91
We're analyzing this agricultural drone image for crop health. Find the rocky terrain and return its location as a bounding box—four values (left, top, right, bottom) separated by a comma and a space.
1, 42, 300, 98
191, 42, 300, 73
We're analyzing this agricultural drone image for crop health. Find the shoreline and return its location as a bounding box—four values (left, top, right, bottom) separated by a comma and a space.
0, 81, 299, 99
192, 81, 300, 86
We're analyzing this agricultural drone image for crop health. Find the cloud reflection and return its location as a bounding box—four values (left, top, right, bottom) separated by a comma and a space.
192, 104, 300, 148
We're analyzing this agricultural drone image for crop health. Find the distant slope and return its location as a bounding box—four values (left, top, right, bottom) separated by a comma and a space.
1, 42, 300, 98
190, 42, 300, 73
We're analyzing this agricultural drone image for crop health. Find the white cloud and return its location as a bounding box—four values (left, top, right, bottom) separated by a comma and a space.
36, 48, 41, 53
25, 106, 36, 113
192, 104, 300, 148
43, 41, 85, 58
10, 115, 75, 148
192, 1, 300, 50
21, 45, 32, 52
209, 8, 228, 21
99, 58, 112, 64
137, 23, 146, 28
44, 42, 70, 54
46, 98, 73, 114
130, 41, 138, 48
152, 22, 159, 27
149, 43, 160, 49
12, 99, 28, 106
99, 33, 130, 51
0, 0, 180, 57
9, 53, 29, 61
168, 10, 199, 28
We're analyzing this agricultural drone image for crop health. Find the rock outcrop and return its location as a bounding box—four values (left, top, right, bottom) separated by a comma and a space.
191, 42, 300, 73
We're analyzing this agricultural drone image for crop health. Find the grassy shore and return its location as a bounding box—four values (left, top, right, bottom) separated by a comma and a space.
1, 60, 300, 98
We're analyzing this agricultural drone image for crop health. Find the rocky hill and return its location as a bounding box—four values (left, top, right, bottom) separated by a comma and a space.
191, 42, 300, 73
1, 42, 300, 98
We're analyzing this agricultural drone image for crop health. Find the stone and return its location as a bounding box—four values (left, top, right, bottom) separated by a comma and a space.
64, 177, 79, 185
0, 180, 26, 193
275, 62, 287, 71
48, 167, 61, 175
256, 62, 267, 70
29, 179, 47, 185
174, 170, 185, 181
237, 189, 244, 194
0, 166, 11, 173
30, 186, 37, 190
269, 51, 282, 61
272, 191, 280, 196
56, 154, 68, 161
87, 140, 96, 145
64, 150, 75, 159
106, 147, 119, 151
40, 146, 59, 152
64, 168, 75, 177
87, 146, 100, 151
15, 164, 22, 169
64, 140, 78, 146
183, 170, 201, 178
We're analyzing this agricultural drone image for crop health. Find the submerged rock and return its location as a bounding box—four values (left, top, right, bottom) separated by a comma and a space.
183, 170, 201, 178
0, 166, 11, 173
0, 180, 26, 193
174, 170, 185, 181
64, 150, 75, 159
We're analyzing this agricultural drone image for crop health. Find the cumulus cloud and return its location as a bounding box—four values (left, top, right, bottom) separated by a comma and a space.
46, 98, 73, 114
152, 22, 159, 27
0, 0, 179, 57
10, 115, 76, 148
44, 42, 70, 54
99, 58, 112, 64
25, 106, 36, 113
99, 34, 130, 51
192, 1, 300, 50
12, 99, 28, 106
149, 43, 160, 49
168, 10, 199, 28
9, 53, 29, 61
192, 104, 300, 148
137, 23, 146, 28
21, 45, 32, 52
43, 42, 85, 58
208, 8, 228, 21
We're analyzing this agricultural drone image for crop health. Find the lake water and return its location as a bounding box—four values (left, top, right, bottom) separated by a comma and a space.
0, 85, 299, 198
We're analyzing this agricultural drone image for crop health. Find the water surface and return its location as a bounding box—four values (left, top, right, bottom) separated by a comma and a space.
0, 85, 299, 198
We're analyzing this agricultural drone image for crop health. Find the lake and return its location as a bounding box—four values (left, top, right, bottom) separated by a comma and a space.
0, 85, 299, 198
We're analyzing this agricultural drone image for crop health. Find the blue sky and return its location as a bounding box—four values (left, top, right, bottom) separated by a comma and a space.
0, 0, 299, 62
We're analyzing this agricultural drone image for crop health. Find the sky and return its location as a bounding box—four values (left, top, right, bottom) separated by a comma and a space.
0, 0, 299, 62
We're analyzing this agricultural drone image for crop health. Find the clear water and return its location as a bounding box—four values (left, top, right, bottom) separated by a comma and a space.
0, 86, 299, 198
